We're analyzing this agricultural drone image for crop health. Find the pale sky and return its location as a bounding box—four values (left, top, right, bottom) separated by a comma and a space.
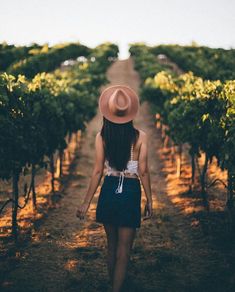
0, 0, 235, 59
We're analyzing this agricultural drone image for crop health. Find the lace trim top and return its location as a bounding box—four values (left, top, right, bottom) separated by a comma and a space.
104, 143, 139, 194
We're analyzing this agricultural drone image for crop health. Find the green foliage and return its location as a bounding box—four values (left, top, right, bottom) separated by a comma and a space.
0, 42, 119, 181
129, 43, 172, 85
7, 43, 91, 78
220, 81, 235, 173
0, 73, 31, 179
130, 43, 235, 180
0, 42, 43, 71
149, 44, 235, 81
141, 69, 234, 176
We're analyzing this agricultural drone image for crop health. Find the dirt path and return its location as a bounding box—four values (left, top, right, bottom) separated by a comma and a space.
1, 58, 234, 292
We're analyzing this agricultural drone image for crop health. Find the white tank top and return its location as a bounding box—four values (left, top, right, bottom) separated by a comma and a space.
104, 143, 139, 194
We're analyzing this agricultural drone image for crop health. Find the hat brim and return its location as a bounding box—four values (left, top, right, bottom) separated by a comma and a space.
99, 84, 140, 124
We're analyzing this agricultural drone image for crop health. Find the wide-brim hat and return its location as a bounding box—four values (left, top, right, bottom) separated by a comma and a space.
98, 84, 140, 124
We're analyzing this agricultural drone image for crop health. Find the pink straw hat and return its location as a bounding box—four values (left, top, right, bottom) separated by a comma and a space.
98, 84, 140, 124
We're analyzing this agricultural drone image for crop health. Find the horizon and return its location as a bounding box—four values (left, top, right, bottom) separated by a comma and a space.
1, 0, 235, 59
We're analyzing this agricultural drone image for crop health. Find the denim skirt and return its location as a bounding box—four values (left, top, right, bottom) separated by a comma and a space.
96, 175, 142, 228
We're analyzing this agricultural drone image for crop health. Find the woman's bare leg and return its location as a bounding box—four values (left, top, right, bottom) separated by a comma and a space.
112, 227, 136, 292
103, 223, 118, 286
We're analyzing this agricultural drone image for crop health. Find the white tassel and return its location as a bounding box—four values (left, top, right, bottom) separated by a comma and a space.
115, 171, 125, 194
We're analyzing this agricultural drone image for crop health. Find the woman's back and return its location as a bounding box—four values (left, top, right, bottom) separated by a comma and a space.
105, 143, 138, 174
104, 129, 144, 193
104, 128, 143, 166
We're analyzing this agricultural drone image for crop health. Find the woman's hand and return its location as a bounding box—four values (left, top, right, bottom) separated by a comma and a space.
76, 201, 90, 220
143, 200, 153, 220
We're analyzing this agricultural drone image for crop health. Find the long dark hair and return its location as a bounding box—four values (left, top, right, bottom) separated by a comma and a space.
100, 117, 140, 171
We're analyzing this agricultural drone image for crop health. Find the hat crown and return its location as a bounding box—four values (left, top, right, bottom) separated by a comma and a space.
108, 89, 131, 116
98, 84, 139, 124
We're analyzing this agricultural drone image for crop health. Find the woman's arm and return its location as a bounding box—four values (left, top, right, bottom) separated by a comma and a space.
77, 131, 105, 219
82, 131, 105, 206
138, 131, 153, 205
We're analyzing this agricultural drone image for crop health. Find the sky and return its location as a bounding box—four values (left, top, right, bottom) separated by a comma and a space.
0, 0, 235, 59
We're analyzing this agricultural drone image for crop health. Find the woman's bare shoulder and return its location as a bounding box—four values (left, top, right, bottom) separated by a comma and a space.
96, 131, 103, 143
137, 129, 147, 142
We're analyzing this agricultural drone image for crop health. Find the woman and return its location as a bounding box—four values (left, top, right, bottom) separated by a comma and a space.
76, 84, 153, 292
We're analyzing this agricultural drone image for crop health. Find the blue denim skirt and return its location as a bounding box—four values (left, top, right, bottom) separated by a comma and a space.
96, 175, 142, 228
